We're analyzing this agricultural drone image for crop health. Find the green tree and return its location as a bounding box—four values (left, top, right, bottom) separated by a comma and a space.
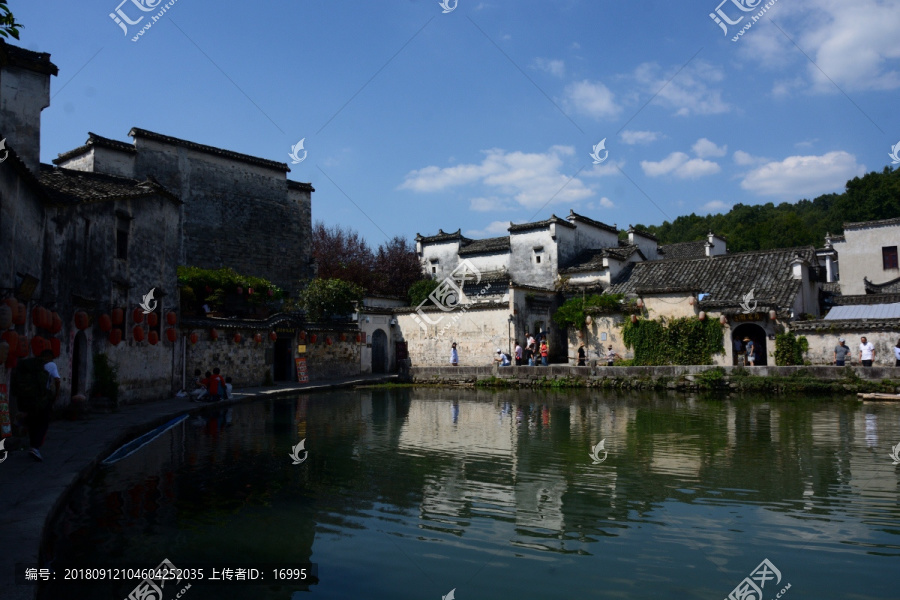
0, 4, 22, 39
408, 278, 439, 306
299, 278, 364, 322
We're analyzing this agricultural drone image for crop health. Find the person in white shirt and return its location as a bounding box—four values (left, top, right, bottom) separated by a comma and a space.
450, 343, 459, 366
514, 342, 523, 365
859, 337, 875, 367
893, 338, 900, 367
494, 349, 511, 367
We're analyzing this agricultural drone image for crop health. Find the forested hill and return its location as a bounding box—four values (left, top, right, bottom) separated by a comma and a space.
635, 166, 900, 253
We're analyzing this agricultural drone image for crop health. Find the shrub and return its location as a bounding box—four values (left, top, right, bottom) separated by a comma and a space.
622, 316, 724, 365
92, 353, 119, 402
775, 332, 809, 366
408, 278, 440, 307
299, 278, 365, 322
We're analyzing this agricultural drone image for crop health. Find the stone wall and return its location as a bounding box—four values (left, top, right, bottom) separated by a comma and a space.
185, 334, 269, 390
792, 323, 900, 367
398, 304, 511, 367
304, 335, 362, 381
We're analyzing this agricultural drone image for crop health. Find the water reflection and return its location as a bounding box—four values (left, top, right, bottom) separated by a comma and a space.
40, 390, 900, 600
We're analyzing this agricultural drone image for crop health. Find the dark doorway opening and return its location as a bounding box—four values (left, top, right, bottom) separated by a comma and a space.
372, 329, 388, 374
71, 331, 88, 396
732, 323, 768, 366
273, 336, 294, 381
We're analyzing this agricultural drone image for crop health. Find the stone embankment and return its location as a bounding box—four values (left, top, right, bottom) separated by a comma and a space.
408, 365, 900, 395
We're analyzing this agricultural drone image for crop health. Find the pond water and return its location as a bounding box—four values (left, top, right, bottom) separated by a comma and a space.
40, 389, 900, 600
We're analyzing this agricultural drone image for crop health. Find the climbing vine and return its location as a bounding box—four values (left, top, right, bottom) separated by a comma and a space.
553, 294, 624, 329
774, 332, 809, 365
622, 317, 725, 365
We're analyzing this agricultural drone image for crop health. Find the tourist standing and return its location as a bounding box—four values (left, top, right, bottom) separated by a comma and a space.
577, 343, 586, 366
22, 350, 60, 461
893, 338, 900, 367
450, 342, 459, 366
539, 340, 549, 366
514, 341, 523, 366
526, 332, 536, 348
744, 337, 756, 366
605, 345, 618, 366
733, 338, 745, 366
834, 338, 850, 366
524, 343, 534, 366
859, 336, 875, 367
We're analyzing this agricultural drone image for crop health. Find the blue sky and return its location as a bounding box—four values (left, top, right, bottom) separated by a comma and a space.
17, 0, 900, 246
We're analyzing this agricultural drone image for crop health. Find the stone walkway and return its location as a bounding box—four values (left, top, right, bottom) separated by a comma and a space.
0, 374, 397, 600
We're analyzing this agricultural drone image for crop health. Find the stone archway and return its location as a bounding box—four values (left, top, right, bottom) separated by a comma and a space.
732, 323, 768, 366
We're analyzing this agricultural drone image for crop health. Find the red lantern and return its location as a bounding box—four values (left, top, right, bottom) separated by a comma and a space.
133, 326, 145, 342
267, 289, 274, 297
636, 298, 644, 309
248, 287, 254, 295
355, 333, 362, 343
50, 312, 62, 334
109, 329, 122, 346
210, 328, 219, 341
13, 302, 26, 326
310, 334, 317, 344
50, 337, 61, 357
299, 330, 307, 341
31, 336, 45, 356
233, 333, 242, 344
269, 331, 277, 342
769, 309, 777, 321
166, 311, 177, 326
99, 314, 112, 332
148, 331, 159, 345
719, 315, 728, 325
17, 335, 29, 357
325, 336, 333, 345
166, 328, 178, 343
133, 307, 145, 324
0, 340, 8, 364
236, 286, 243, 295
698, 311, 706, 321
73, 310, 88, 331
189, 332, 199, 345
2, 330, 19, 352
253, 333, 262, 344
112, 307, 124, 325
3, 297, 15, 311
631, 314, 638, 324
340, 333, 347, 342
147, 312, 159, 327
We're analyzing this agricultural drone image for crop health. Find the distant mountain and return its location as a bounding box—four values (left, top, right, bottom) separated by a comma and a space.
635, 166, 900, 253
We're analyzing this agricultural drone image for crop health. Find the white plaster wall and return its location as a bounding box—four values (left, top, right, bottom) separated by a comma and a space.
800, 328, 900, 366
643, 294, 696, 319
0, 66, 50, 173
837, 224, 900, 294
572, 222, 619, 252
462, 252, 509, 277
509, 229, 557, 288
398, 306, 512, 367
628, 232, 658, 260
420, 241, 462, 280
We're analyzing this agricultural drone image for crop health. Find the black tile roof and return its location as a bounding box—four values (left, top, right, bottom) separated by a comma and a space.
129, 128, 290, 173
287, 179, 314, 192
508, 214, 576, 233
566, 210, 618, 234
560, 245, 643, 273
627, 226, 657, 241
658, 240, 707, 260
54, 132, 137, 164
38, 164, 180, 206
836, 291, 900, 304
458, 236, 510, 255
416, 228, 467, 244
864, 276, 900, 294
0, 40, 58, 76
844, 216, 900, 230
607, 246, 818, 310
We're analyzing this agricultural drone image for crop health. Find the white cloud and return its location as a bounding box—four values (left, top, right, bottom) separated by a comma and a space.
399, 146, 595, 210
633, 60, 730, 116
795, 139, 818, 148
598, 197, 615, 209
562, 80, 622, 119
692, 138, 727, 158
466, 220, 512, 237
533, 58, 565, 78
703, 200, 730, 212
641, 152, 721, 179
740, 151, 865, 198
733, 150, 767, 166
583, 160, 623, 178
620, 130, 660, 145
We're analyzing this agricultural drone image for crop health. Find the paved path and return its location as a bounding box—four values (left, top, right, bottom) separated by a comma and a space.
0, 374, 397, 600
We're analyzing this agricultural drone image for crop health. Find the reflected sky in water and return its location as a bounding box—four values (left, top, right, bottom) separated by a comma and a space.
41, 389, 900, 599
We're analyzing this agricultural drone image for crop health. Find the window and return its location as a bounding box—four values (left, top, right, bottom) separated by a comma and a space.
430, 259, 438, 274
535, 255, 541, 264
533, 246, 544, 265
883, 246, 898, 270
116, 216, 130, 260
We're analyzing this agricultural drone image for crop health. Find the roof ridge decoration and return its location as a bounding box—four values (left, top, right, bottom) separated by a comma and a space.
567, 209, 619, 234
509, 214, 577, 232
627, 224, 658, 241
843, 216, 900, 230
0, 39, 59, 76
129, 127, 291, 172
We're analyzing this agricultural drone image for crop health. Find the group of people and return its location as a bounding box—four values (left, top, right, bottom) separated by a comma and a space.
834, 337, 900, 367
509, 333, 550, 366
190, 367, 232, 402
575, 343, 618, 366
733, 337, 758, 366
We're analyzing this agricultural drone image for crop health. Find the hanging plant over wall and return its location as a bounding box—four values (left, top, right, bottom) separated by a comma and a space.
774, 331, 809, 366
553, 294, 625, 329
622, 316, 724, 365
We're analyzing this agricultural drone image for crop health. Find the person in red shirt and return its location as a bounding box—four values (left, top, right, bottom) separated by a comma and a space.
539, 340, 549, 366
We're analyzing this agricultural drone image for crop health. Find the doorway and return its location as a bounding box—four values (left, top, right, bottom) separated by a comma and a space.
732, 323, 768, 366
372, 329, 388, 374
273, 336, 294, 381
71, 331, 88, 396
